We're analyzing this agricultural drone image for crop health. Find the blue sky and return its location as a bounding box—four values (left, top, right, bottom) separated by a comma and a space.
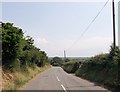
2, 1, 119, 57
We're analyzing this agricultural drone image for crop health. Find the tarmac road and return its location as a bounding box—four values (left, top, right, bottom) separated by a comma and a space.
21, 66, 110, 92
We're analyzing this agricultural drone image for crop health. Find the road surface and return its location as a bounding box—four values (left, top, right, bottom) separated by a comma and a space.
21, 66, 110, 91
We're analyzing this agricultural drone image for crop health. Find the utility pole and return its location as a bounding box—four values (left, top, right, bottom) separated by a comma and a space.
112, 0, 116, 49
64, 50, 66, 60
118, 1, 120, 48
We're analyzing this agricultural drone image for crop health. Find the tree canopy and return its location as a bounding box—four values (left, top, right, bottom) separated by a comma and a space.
50, 57, 63, 66
2, 22, 48, 70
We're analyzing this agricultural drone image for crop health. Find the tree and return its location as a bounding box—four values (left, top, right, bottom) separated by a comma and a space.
2, 22, 49, 71
51, 57, 63, 66
2, 22, 23, 68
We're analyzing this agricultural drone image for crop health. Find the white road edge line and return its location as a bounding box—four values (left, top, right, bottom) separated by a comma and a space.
61, 84, 67, 92
56, 76, 60, 81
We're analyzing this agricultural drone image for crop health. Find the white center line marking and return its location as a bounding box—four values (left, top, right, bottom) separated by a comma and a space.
56, 76, 60, 81
61, 84, 67, 92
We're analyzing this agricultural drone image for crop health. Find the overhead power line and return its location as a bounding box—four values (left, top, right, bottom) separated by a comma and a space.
66, 0, 110, 51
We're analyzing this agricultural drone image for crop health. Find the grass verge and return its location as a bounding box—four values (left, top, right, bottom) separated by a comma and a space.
3, 64, 51, 90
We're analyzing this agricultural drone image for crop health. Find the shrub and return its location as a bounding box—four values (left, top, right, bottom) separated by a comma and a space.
50, 57, 63, 66
75, 50, 119, 91
62, 61, 80, 73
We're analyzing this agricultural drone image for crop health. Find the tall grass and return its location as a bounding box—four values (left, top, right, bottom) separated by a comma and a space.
4, 64, 51, 90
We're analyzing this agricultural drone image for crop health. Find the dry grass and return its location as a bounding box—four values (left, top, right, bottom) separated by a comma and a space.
3, 64, 51, 90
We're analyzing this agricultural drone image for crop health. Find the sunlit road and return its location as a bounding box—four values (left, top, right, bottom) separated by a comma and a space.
21, 66, 110, 91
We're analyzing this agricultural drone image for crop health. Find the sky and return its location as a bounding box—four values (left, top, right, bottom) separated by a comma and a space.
1, 0, 119, 57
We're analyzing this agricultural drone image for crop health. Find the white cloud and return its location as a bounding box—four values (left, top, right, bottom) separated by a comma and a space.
76, 36, 112, 49
64, 36, 112, 56
34, 37, 48, 45
33, 36, 112, 57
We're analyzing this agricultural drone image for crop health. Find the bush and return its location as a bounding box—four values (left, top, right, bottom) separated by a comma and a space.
50, 57, 63, 66
75, 51, 119, 91
62, 61, 80, 73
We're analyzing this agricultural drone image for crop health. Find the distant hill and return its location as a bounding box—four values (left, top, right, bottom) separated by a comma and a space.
49, 57, 89, 60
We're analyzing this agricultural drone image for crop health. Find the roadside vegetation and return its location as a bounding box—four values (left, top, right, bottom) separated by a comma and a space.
62, 60, 81, 73
1, 22, 50, 90
61, 46, 120, 91
2, 64, 50, 90
50, 57, 64, 66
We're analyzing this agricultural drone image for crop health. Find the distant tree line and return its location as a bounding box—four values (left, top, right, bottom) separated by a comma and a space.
1, 22, 48, 71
